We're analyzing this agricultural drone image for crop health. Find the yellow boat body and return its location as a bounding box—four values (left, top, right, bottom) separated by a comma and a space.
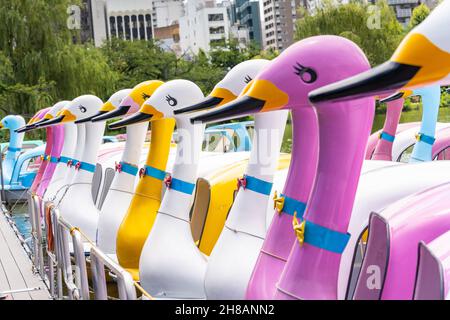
195, 153, 291, 255
116, 118, 175, 280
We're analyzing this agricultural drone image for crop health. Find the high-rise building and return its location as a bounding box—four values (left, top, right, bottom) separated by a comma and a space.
151, 0, 184, 29
370, 0, 439, 26
179, 0, 231, 55
232, 0, 263, 47
88, 0, 154, 46
262, 0, 302, 51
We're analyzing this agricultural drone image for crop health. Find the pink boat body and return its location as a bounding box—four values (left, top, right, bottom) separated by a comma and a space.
353, 183, 450, 299
30, 108, 51, 194
244, 36, 374, 300
36, 124, 64, 197
365, 122, 419, 160
432, 126, 450, 159
414, 230, 450, 300
370, 98, 403, 161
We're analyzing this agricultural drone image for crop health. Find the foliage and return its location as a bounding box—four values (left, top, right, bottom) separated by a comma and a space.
295, 0, 404, 66
0, 0, 117, 121
408, 3, 431, 30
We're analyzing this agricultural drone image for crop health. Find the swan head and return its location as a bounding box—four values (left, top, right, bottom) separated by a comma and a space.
0, 115, 26, 131
51, 95, 103, 125
190, 35, 371, 124
26, 101, 71, 130
83, 89, 132, 122
108, 80, 204, 129
174, 59, 270, 115
15, 108, 51, 132
92, 80, 164, 122
309, 1, 450, 103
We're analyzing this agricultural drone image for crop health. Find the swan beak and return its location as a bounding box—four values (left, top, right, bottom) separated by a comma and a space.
309, 33, 450, 103
190, 79, 289, 124
57, 109, 77, 123
108, 104, 159, 129
15, 118, 50, 132
379, 90, 412, 103
0, 123, 4, 130
33, 115, 65, 128
91, 105, 131, 122
174, 88, 237, 115
15, 126, 32, 133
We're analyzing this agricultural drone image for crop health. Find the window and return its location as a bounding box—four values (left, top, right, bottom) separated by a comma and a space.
109, 16, 117, 37
145, 14, 152, 40
138, 15, 146, 40
208, 13, 224, 22
124, 15, 131, 40
209, 26, 225, 34
131, 15, 138, 40
117, 16, 123, 38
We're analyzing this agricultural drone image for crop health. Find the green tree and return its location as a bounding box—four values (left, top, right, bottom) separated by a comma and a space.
408, 3, 430, 30
295, 0, 404, 66
0, 0, 117, 119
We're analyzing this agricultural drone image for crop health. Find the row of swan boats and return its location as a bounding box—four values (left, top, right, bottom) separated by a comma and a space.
2, 0, 450, 300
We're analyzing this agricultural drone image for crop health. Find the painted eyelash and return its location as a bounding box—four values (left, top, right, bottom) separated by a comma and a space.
142, 93, 151, 100
293, 63, 317, 84
165, 95, 177, 107
244, 75, 252, 84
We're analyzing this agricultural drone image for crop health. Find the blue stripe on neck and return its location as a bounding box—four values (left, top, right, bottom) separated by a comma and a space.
281, 194, 307, 218
8, 146, 21, 152
169, 177, 196, 195
59, 156, 72, 164
117, 161, 139, 176
379, 131, 395, 142
49, 156, 59, 163
416, 132, 435, 145
79, 161, 96, 173
241, 175, 273, 196
303, 220, 351, 254
143, 165, 167, 181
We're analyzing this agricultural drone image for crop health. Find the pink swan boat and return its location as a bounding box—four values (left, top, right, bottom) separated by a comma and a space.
29, 108, 52, 194
192, 35, 374, 299
414, 230, 450, 300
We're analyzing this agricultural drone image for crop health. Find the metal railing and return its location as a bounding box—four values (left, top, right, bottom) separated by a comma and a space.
24, 192, 146, 300
90, 246, 138, 300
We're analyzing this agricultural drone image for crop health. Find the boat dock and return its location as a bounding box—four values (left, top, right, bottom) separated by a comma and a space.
0, 211, 50, 300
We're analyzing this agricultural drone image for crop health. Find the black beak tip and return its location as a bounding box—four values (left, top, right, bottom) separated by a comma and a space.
92, 106, 130, 122
308, 61, 420, 103
15, 127, 29, 133
188, 96, 265, 124
90, 111, 109, 122
108, 112, 152, 130
174, 96, 223, 115
379, 92, 405, 103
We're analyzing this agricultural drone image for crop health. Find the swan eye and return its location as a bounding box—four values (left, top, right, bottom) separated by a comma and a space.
142, 93, 151, 100
165, 95, 177, 107
79, 106, 87, 113
293, 63, 317, 84
244, 75, 252, 84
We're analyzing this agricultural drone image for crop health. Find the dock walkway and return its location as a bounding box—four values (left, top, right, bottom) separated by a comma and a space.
0, 211, 50, 300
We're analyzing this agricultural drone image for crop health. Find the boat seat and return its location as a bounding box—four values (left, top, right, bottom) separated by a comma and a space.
96, 167, 115, 210
91, 163, 103, 207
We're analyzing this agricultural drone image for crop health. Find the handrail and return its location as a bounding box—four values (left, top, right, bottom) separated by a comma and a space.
89, 245, 142, 300
51, 208, 90, 300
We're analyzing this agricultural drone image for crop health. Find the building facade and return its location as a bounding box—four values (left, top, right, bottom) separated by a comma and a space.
179, 0, 231, 55
262, 0, 302, 51
233, 0, 263, 47
88, 0, 157, 46
151, 0, 184, 29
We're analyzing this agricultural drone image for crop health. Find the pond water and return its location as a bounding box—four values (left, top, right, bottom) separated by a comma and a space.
281, 107, 450, 153
9, 202, 32, 240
